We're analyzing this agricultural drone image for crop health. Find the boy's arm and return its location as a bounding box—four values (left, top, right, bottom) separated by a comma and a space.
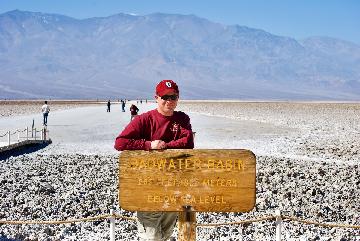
114, 118, 151, 151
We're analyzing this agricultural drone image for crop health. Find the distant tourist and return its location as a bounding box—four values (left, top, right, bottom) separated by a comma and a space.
114, 80, 194, 241
121, 99, 126, 112
107, 100, 111, 112
41, 101, 50, 126
130, 104, 139, 121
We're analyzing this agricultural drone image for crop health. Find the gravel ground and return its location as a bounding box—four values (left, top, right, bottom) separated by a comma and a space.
0, 101, 359, 241
177, 102, 360, 163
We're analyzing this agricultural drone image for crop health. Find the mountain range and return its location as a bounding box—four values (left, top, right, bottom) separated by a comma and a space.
1, 10, 360, 100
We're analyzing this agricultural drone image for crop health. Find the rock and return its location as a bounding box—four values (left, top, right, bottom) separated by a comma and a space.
44, 227, 55, 236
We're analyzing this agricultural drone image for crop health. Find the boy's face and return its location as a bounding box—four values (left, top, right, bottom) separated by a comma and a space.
155, 92, 179, 116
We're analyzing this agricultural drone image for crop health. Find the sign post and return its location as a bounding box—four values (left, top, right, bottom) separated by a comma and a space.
119, 149, 256, 240
178, 206, 196, 241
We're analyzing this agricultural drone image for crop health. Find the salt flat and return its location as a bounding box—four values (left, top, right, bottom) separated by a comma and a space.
1, 101, 290, 154
0, 101, 359, 240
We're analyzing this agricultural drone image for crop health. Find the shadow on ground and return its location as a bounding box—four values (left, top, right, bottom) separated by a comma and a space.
0, 235, 23, 241
0, 140, 52, 160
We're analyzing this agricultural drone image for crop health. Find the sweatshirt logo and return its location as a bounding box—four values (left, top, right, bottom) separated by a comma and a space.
170, 122, 180, 133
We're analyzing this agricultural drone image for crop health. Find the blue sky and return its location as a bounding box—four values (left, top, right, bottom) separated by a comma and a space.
0, 0, 359, 44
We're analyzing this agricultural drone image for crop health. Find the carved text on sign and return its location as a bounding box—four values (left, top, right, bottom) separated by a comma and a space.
128, 158, 245, 171
137, 177, 238, 187
119, 149, 256, 212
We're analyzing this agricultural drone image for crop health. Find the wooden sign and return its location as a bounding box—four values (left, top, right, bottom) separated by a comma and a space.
119, 149, 256, 212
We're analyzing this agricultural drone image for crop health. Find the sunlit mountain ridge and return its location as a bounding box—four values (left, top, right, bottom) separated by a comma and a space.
1, 10, 360, 100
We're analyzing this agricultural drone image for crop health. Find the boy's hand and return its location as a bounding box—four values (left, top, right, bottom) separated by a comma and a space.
151, 140, 166, 149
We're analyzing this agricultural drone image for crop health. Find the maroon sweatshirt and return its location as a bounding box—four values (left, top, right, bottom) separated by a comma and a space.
114, 109, 194, 151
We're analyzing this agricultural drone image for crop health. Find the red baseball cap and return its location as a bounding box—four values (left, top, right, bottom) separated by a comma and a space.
156, 80, 179, 97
